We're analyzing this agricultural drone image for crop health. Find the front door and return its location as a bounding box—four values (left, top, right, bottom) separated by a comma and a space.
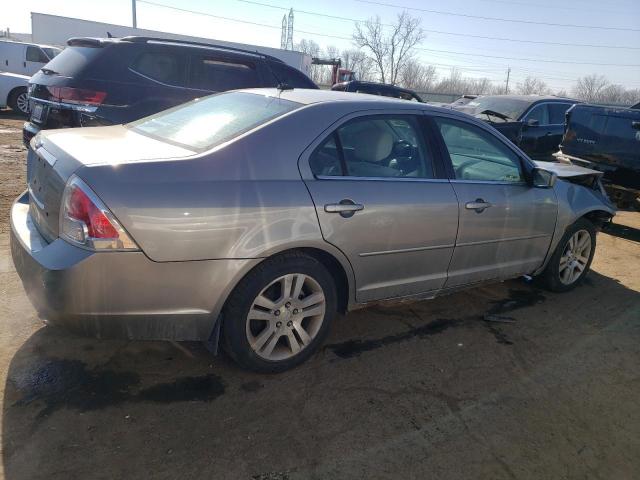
302, 113, 459, 302
432, 115, 557, 287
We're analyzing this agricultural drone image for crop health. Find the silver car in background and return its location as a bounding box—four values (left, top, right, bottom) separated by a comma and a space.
11, 89, 615, 372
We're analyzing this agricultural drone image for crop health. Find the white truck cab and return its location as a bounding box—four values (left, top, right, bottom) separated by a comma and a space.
0, 40, 61, 76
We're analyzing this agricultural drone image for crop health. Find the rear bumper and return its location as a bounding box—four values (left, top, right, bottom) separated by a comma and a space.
10, 192, 260, 341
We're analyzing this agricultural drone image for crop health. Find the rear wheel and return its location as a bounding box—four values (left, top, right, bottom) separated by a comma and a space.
8, 88, 30, 116
540, 218, 596, 292
222, 253, 337, 373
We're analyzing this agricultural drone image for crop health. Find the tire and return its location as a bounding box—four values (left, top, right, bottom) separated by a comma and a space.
8, 88, 30, 116
222, 252, 337, 373
540, 218, 597, 292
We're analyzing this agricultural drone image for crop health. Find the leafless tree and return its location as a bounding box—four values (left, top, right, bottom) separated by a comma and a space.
516, 76, 550, 95
341, 49, 376, 82
399, 60, 437, 91
572, 74, 609, 102
295, 39, 323, 83
353, 12, 424, 84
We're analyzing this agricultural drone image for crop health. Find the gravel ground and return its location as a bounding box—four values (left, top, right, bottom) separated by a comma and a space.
0, 111, 639, 479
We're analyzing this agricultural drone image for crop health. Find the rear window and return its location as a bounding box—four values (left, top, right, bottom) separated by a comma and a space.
39, 46, 103, 76
129, 92, 301, 151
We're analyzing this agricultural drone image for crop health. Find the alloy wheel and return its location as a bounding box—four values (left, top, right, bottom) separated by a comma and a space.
559, 229, 592, 285
16, 92, 30, 115
245, 273, 326, 361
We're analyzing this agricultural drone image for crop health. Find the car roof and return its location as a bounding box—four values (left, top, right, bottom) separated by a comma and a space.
478, 94, 578, 103
239, 88, 464, 115
337, 80, 418, 93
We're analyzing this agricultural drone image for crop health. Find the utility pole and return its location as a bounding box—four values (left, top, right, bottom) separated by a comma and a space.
132, 0, 137, 28
505, 67, 511, 94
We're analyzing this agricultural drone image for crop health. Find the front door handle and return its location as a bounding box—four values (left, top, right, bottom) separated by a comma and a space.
465, 199, 492, 213
325, 199, 364, 218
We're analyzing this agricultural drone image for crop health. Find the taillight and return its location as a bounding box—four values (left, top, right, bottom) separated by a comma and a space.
47, 86, 107, 105
60, 176, 137, 251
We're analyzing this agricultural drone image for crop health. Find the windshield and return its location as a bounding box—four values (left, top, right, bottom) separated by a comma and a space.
130, 92, 302, 151
42, 47, 61, 60
465, 96, 532, 120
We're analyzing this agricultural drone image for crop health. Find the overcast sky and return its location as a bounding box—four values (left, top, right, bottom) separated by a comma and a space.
3, 0, 640, 91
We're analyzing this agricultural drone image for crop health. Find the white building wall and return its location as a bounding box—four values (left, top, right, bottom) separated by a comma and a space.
30, 12, 311, 74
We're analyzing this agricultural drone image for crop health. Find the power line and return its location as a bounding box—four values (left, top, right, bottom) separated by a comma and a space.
355, 0, 640, 32
137, 1, 640, 69
416, 47, 640, 67
238, 0, 640, 50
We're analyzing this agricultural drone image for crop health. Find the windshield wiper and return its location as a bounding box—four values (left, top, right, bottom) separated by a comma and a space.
479, 109, 511, 121
40, 68, 60, 75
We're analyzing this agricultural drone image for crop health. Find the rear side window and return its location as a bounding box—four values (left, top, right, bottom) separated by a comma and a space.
26, 46, 49, 63
268, 62, 316, 89
131, 52, 186, 86
189, 55, 259, 91
130, 91, 301, 151
41, 46, 103, 77
310, 115, 434, 178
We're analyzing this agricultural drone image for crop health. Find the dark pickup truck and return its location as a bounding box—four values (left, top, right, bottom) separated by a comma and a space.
451, 95, 578, 160
560, 103, 640, 208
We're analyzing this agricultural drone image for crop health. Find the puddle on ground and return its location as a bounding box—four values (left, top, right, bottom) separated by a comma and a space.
11, 358, 225, 419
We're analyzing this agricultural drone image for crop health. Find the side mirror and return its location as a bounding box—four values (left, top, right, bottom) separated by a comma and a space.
632, 121, 640, 130
532, 168, 557, 188
527, 119, 539, 127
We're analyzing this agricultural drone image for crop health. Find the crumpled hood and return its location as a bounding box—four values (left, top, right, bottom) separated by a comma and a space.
534, 161, 603, 178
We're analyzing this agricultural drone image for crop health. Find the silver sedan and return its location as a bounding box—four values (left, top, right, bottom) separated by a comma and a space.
10, 89, 615, 372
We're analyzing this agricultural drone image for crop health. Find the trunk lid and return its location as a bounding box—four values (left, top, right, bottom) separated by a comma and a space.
27, 126, 195, 242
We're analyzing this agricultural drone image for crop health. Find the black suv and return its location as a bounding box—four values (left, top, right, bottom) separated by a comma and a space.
451, 95, 579, 160
24, 36, 317, 145
561, 103, 640, 207
331, 81, 424, 102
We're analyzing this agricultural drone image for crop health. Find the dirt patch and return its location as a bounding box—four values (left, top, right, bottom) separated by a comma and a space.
0, 111, 27, 234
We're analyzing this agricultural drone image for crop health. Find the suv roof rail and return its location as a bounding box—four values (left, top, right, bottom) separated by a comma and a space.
120, 36, 284, 62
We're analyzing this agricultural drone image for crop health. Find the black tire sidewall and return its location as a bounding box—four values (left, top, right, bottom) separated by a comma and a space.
222, 253, 337, 373
543, 218, 597, 292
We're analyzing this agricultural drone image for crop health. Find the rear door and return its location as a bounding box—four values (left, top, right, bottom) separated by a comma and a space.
301, 111, 459, 302
432, 115, 557, 287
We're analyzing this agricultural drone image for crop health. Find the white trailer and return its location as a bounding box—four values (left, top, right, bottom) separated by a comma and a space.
30, 12, 312, 75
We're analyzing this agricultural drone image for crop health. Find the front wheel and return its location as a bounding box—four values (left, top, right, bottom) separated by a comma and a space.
222, 253, 337, 373
540, 218, 596, 292
8, 88, 30, 116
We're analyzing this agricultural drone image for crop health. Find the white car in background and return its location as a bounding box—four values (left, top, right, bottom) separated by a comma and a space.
0, 72, 30, 115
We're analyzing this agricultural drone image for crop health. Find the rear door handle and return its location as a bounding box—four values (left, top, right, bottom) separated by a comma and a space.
465, 199, 492, 213
325, 200, 364, 218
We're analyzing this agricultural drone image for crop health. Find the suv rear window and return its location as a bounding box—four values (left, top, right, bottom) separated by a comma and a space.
130, 91, 301, 151
37, 46, 103, 76
131, 51, 186, 86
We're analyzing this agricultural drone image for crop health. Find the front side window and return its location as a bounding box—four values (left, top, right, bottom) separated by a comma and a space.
523, 104, 550, 125
310, 115, 434, 178
435, 117, 525, 183
130, 92, 301, 152
26, 46, 49, 63
190, 55, 259, 91
131, 51, 185, 86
